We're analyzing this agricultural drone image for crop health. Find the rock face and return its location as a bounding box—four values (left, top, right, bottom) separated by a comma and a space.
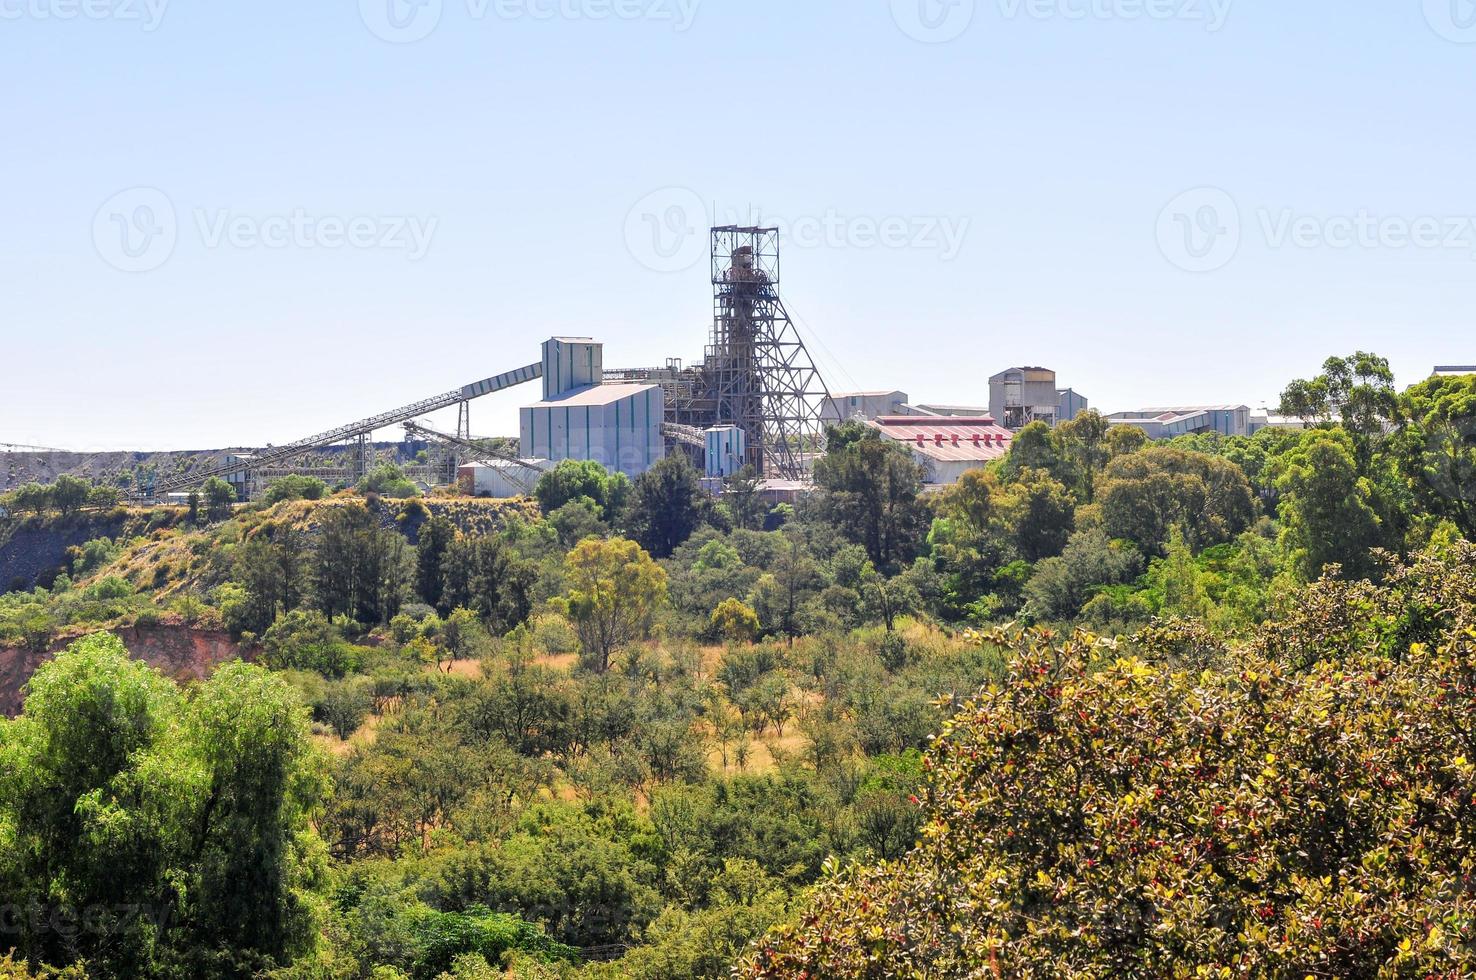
0, 625, 250, 717
0, 513, 132, 593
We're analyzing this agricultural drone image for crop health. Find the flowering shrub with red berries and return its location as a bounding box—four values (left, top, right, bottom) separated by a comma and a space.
740, 615, 1476, 977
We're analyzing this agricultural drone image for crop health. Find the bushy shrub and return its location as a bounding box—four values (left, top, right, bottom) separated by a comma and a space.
261, 474, 330, 504
742, 625, 1476, 977
262, 610, 362, 677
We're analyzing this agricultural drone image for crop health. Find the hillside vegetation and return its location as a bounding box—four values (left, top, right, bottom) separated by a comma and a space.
0, 354, 1474, 978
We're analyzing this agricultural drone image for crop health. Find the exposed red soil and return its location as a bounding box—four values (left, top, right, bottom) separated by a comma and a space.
0, 624, 251, 716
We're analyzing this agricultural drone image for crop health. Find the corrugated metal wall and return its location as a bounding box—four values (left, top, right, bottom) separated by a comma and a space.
520, 386, 665, 479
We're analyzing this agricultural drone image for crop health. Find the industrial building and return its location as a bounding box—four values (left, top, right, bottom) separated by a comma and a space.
1248, 411, 1306, 435
458, 458, 554, 498
519, 338, 665, 481
605, 227, 831, 480
135, 226, 836, 503
910, 403, 991, 418
867, 415, 1014, 486
822, 391, 910, 423
704, 425, 746, 479
1057, 388, 1089, 423
1108, 405, 1251, 439
988, 367, 1089, 429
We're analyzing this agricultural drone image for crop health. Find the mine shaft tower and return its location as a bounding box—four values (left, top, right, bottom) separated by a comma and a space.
703, 226, 830, 479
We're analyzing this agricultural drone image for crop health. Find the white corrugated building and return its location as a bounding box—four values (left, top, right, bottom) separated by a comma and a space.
457, 458, 553, 498
519, 338, 665, 480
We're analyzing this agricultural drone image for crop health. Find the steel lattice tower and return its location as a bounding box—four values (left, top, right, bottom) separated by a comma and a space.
705, 226, 831, 479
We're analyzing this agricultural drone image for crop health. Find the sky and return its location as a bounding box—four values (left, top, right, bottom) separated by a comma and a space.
3, 0, 1475, 451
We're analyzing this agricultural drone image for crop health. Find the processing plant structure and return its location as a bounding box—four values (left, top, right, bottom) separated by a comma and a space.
130, 225, 833, 501
606, 226, 831, 480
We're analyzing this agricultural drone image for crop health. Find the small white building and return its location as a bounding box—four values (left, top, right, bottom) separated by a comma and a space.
705, 425, 746, 478
1248, 411, 1306, 435
458, 459, 553, 498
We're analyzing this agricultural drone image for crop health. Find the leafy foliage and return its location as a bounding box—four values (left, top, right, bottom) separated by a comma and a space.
0, 634, 324, 979
743, 619, 1476, 977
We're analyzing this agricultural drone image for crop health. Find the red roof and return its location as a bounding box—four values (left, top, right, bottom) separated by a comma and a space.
867, 416, 1014, 463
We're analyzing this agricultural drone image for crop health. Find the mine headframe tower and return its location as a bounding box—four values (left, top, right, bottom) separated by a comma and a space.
704, 226, 830, 480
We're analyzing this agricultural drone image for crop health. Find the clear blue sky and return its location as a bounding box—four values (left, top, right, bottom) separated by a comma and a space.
4, 0, 1474, 451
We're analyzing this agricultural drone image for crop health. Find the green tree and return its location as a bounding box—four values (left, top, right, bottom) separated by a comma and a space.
997, 466, 1076, 562
1023, 528, 1143, 621
813, 423, 929, 574
262, 610, 360, 676
230, 532, 306, 636
533, 459, 629, 518
1098, 446, 1255, 557
1001, 421, 1072, 485
1103, 423, 1148, 459
415, 516, 454, 609
1054, 409, 1111, 502
1270, 428, 1386, 581
198, 476, 237, 522
2, 483, 51, 515
545, 499, 607, 548
439, 535, 534, 633
1391, 372, 1476, 539
359, 464, 419, 499
0, 634, 324, 978
315, 503, 408, 625
1153, 525, 1212, 619
623, 455, 712, 559
722, 465, 766, 531
1279, 351, 1397, 436
564, 538, 668, 672
260, 475, 329, 504
929, 468, 1016, 619
747, 530, 823, 643
710, 597, 760, 644
50, 475, 91, 516
85, 483, 120, 511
